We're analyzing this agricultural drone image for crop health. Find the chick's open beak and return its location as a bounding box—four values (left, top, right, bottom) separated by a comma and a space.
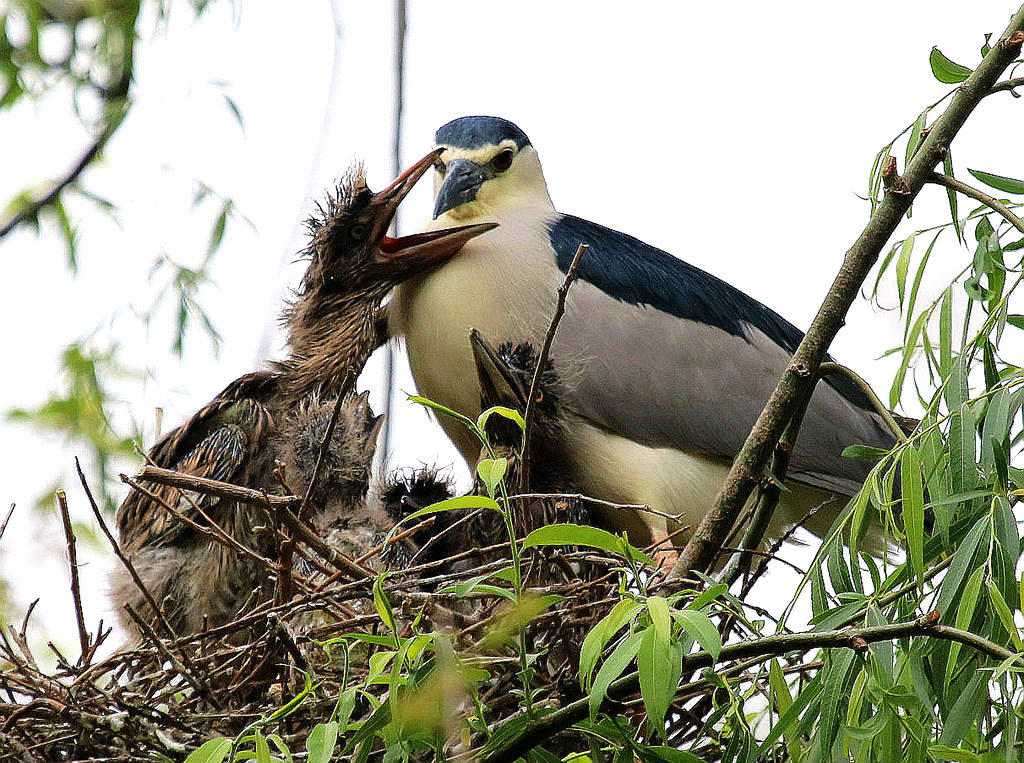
469, 328, 525, 410
370, 149, 498, 278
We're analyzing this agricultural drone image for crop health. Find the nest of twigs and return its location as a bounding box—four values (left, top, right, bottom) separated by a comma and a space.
0, 466, 629, 762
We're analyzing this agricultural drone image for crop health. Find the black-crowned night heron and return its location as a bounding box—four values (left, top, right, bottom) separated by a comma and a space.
389, 116, 896, 550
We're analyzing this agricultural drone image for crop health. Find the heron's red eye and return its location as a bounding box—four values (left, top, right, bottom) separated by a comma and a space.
492, 149, 514, 172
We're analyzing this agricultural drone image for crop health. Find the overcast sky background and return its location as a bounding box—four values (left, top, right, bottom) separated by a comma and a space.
1, 2, 1022, 650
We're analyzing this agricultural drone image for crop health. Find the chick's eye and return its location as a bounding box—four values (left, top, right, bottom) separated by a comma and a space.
492, 149, 514, 172
350, 223, 367, 240
434, 160, 446, 176
535, 391, 544, 403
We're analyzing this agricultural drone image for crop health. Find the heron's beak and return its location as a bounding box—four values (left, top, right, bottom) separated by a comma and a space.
433, 158, 489, 218
371, 150, 498, 278
469, 328, 524, 410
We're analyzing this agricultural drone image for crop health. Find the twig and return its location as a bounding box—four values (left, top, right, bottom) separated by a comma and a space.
478, 611, 1015, 762
507, 492, 674, 521
0, 504, 14, 543
819, 361, 909, 442
297, 387, 349, 525
134, 464, 373, 580
122, 604, 221, 710
0, 128, 112, 241
520, 243, 588, 492
989, 76, 1024, 95
54, 490, 89, 663
927, 171, 1024, 236
76, 460, 177, 640
667, 7, 1024, 583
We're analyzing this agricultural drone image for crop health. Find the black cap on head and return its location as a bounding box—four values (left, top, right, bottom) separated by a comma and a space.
435, 116, 531, 150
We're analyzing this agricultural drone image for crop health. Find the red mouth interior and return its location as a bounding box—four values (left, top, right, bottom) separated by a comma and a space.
378, 227, 471, 256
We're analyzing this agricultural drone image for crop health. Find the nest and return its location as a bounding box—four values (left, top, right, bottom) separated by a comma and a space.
0, 468, 627, 761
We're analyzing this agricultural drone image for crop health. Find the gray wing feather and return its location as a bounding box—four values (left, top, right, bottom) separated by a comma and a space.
553, 282, 894, 497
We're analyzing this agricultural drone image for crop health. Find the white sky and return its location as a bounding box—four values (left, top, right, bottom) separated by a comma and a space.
1, 2, 1022, 649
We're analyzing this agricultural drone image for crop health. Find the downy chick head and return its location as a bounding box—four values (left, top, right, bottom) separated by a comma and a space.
282, 390, 383, 511
469, 329, 563, 450
293, 151, 498, 309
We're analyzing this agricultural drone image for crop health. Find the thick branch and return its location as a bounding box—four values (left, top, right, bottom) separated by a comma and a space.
667, 8, 1024, 582
927, 171, 1024, 236
480, 611, 1015, 762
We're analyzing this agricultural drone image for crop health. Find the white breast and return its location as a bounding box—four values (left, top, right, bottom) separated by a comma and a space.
390, 208, 563, 458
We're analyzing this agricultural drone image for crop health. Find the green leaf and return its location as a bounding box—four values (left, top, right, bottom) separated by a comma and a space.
589, 630, 642, 717
476, 457, 507, 498
896, 233, 915, 308
407, 394, 477, 432
476, 405, 525, 433
266, 734, 293, 763
396, 494, 501, 526
814, 650, 861, 759
943, 152, 963, 243
580, 598, 642, 688
306, 722, 339, 763
670, 610, 721, 661
185, 738, 233, 763
967, 168, 1024, 195
901, 448, 925, 582
254, 731, 271, 763
523, 523, 652, 565
373, 576, 395, 632
205, 201, 230, 263
637, 625, 682, 737
929, 47, 973, 83
938, 671, 987, 747
986, 579, 1022, 650
842, 445, 890, 461
647, 596, 671, 642
643, 747, 702, 763
945, 564, 985, 685
904, 112, 927, 168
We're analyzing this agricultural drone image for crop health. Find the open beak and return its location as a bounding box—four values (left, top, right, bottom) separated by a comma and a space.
371, 150, 498, 278
469, 328, 524, 410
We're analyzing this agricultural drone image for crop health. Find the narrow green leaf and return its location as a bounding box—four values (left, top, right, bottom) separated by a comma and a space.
589, 630, 642, 717
815, 650, 861, 759
842, 444, 890, 461
670, 610, 721, 661
254, 732, 271, 763
523, 523, 652, 564
986, 579, 1022, 650
372, 576, 395, 632
580, 599, 641, 688
647, 596, 671, 642
945, 565, 985, 685
901, 448, 925, 582
396, 494, 501, 526
938, 672, 986, 746
637, 625, 682, 736
184, 738, 233, 763
944, 151, 963, 243
905, 112, 927, 167
905, 232, 941, 341
896, 235, 915, 308
206, 201, 229, 263
929, 47, 973, 83
407, 395, 477, 432
967, 168, 1024, 195
306, 722, 339, 763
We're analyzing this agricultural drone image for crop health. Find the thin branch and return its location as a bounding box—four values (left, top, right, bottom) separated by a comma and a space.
520, 243, 588, 492
507, 492, 673, 521
134, 464, 373, 580
0, 127, 112, 241
297, 385, 349, 525
819, 361, 909, 442
927, 170, 1024, 236
479, 611, 1015, 762
989, 76, 1024, 95
121, 604, 220, 710
54, 490, 89, 663
74, 460, 221, 709
0, 504, 14, 543
667, 7, 1024, 583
